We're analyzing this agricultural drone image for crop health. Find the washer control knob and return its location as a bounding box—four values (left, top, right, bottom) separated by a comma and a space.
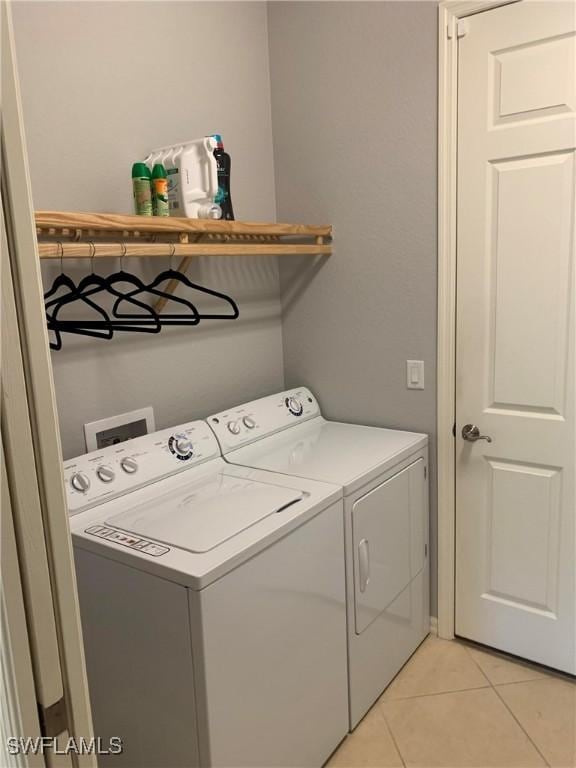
96, 465, 115, 483
174, 436, 193, 456
227, 420, 241, 435
243, 416, 256, 430
286, 397, 304, 416
71, 472, 90, 493
120, 457, 138, 474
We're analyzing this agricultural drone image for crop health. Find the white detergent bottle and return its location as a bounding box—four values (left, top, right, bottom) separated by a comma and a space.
177, 137, 221, 219
164, 145, 182, 215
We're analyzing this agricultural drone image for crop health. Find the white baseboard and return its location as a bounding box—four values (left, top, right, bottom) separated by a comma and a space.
429, 616, 438, 636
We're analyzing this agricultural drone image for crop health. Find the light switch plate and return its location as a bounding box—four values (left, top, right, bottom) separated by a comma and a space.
84, 407, 155, 452
407, 360, 425, 390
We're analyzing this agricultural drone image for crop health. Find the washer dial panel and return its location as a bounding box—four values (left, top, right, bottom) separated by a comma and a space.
96, 465, 115, 483
64, 420, 220, 515
71, 472, 91, 493
169, 434, 194, 461
285, 397, 304, 417
120, 457, 139, 474
208, 387, 320, 453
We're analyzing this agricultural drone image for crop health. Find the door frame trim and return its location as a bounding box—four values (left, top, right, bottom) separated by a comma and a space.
436, 0, 521, 639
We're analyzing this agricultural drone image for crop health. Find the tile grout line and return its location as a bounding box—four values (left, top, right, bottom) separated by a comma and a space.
376, 637, 436, 767
378, 707, 406, 768
383, 683, 492, 702
490, 685, 551, 767
378, 637, 496, 766
461, 642, 505, 688
463, 645, 551, 767
378, 639, 491, 768
458, 639, 573, 684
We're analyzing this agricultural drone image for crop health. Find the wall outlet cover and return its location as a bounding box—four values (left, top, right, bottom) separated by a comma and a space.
84, 407, 155, 452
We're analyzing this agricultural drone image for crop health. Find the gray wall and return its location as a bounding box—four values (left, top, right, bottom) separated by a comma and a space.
268, 2, 438, 612
14, 0, 439, 611
13, 1, 283, 459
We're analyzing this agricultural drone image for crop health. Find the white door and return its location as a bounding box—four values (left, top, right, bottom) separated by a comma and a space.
1, 438, 47, 768
2, 1, 96, 760
455, 0, 576, 673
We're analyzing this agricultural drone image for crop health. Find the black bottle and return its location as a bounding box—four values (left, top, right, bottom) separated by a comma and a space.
212, 134, 234, 220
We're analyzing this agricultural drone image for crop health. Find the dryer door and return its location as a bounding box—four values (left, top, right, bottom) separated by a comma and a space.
353, 458, 425, 635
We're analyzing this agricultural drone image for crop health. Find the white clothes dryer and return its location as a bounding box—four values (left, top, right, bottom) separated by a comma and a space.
207, 387, 430, 728
65, 419, 348, 767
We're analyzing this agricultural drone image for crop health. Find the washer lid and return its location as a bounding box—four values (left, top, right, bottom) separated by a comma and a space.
106, 475, 304, 553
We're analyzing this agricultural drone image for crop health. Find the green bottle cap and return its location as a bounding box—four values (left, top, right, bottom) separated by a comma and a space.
152, 163, 167, 179
132, 162, 151, 178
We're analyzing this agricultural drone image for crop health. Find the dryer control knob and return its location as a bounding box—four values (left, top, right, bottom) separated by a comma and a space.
243, 416, 256, 429
174, 437, 193, 456
120, 457, 138, 474
286, 397, 303, 416
71, 472, 90, 493
227, 420, 241, 435
96, 465, 115, 483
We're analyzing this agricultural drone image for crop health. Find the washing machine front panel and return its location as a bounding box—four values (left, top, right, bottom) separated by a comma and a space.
74, 549, 200, 768
74, 499, 348, 768
190, 499, 348, 767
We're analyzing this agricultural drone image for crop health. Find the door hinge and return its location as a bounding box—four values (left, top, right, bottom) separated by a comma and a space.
425, 543, 428, 558
452, 423, 456, 438
447, 18, 469, 39
38, 697, 68, 738
424, 465, 427, 480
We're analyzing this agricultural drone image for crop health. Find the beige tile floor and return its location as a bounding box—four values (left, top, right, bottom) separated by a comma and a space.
327, 635, 575, 768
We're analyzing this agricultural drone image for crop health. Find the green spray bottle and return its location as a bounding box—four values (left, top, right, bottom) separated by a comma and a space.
132, 162, 153, 216
151, 163, 169, 217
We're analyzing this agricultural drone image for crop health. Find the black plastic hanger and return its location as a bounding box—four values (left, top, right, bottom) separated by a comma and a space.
44, 244, 114, 348
44, 244, 239, 348
112, 249, 207, 325
114, 261, 239, 322
49, 247, 164, 334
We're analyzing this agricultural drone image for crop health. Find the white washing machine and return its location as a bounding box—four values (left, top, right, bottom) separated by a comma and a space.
207, 387, 430, 728
65, 419, 349, 767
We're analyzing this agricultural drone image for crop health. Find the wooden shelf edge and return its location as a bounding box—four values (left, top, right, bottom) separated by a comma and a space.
37, 242, 331, 259
35, 211, 332, 239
